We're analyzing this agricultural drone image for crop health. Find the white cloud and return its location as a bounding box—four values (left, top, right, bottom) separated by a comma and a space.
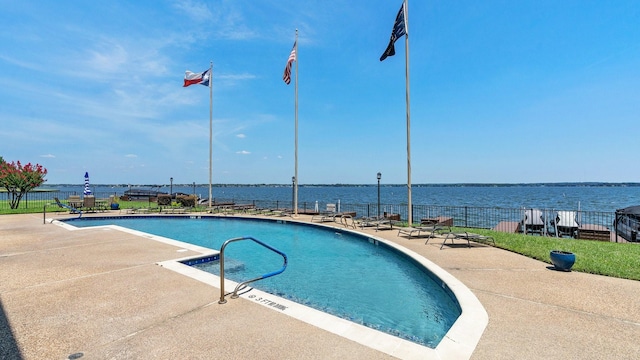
40, 154, 55, 158
236, 150, 251, 155
172, 0, 212, 22
0, 54, 40, 71
236, 133, 246, 138
86, 40, 129, 73
216, 72, 258, 87
217, 73, 256, 81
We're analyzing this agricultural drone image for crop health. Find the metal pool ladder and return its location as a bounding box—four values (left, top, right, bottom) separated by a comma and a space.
218, 236, 288, 304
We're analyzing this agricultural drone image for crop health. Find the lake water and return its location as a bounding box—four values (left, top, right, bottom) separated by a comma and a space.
40, 183, 640, 213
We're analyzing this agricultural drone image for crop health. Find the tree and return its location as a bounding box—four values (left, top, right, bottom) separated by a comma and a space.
0, 160, 48, 209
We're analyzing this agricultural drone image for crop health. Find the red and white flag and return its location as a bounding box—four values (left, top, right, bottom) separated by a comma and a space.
183, 69, 211, 87
283, 41, 297, 85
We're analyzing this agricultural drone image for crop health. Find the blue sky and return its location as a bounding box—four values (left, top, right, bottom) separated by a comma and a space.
1, 0, 639, 185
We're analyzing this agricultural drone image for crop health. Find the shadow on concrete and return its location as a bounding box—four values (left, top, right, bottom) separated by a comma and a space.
0, 299, 22, 360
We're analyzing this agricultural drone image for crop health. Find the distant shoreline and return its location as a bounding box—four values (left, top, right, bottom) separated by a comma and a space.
37, 182, 640, 188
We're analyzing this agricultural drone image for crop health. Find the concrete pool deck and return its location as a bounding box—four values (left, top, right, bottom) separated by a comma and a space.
1, 212, 639, 359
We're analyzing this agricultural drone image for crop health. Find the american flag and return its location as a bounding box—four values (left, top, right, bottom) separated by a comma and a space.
283, 41, 297, 85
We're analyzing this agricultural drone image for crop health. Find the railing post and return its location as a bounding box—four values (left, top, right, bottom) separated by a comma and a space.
218, 245, 227, 304
218, 236, 287, 304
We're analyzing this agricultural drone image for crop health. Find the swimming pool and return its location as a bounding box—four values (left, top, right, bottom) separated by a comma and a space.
65, 216, 464, 349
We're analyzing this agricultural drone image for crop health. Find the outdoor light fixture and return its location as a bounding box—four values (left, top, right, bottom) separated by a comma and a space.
170, 177, 173, 197
377, 172, 382, 218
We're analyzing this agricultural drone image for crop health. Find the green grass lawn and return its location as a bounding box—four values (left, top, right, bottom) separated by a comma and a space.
457, 227, 640, 281
0, 199, 61, 214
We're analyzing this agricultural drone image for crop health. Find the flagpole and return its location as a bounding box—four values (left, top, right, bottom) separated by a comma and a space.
404, 0, 412, 226
293, 29, 299, 217
208, 61, 213, 209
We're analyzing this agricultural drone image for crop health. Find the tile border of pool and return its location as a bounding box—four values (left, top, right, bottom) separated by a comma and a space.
53, 216, 488, 360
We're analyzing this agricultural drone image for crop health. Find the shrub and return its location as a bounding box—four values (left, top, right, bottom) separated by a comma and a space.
176, 195, 196, 207
157, 194, 171, 206
0, 160, 48, 209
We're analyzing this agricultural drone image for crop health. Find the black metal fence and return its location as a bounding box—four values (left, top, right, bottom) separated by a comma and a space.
2, 192, 616, 238
0, 191, 121, 210
303, 201, 614, 231
216, 199, 615, 236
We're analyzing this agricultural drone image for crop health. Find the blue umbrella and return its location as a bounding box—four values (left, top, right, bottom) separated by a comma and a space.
84, 172, 92, 195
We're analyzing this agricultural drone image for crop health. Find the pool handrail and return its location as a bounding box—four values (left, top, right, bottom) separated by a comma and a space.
218, 236, 288, 304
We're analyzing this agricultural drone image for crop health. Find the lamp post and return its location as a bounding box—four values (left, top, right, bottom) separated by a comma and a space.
377, 172, 382, 218
170, 177, 173, 198
291, 176, 295, 212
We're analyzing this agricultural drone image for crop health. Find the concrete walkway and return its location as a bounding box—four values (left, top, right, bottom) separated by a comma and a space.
1, 213, 639, 359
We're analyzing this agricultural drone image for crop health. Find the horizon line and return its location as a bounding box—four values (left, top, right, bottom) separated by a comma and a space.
40, 182, 640, 187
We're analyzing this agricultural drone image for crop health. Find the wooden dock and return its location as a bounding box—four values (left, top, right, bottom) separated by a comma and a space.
577, 224, 611, 241
493, 221, 521, 233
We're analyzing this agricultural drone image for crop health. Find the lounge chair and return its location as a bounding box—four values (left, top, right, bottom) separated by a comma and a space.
234, 204, 256, 213
311, 203, 339, 222
357, 216, 393, 231
162, 207, 188, 214
520, 208, 546, 235
439, 231, 495, 249
127, 208, 151, 214
257, 208, 274, 216
53, 197, 82, 215
419, 218, 452, 235
243, 207, 262, 215
397, 219, 450, 240
220, 206, 237, 216
552, 211, 579, 238
270, 209, 291, 217
397, 226, 430, 239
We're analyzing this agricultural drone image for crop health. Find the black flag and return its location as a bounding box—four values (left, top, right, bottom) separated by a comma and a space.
380, 2, 407, 61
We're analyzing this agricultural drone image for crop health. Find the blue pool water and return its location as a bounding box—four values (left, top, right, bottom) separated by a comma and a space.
67, 216, 461, 347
